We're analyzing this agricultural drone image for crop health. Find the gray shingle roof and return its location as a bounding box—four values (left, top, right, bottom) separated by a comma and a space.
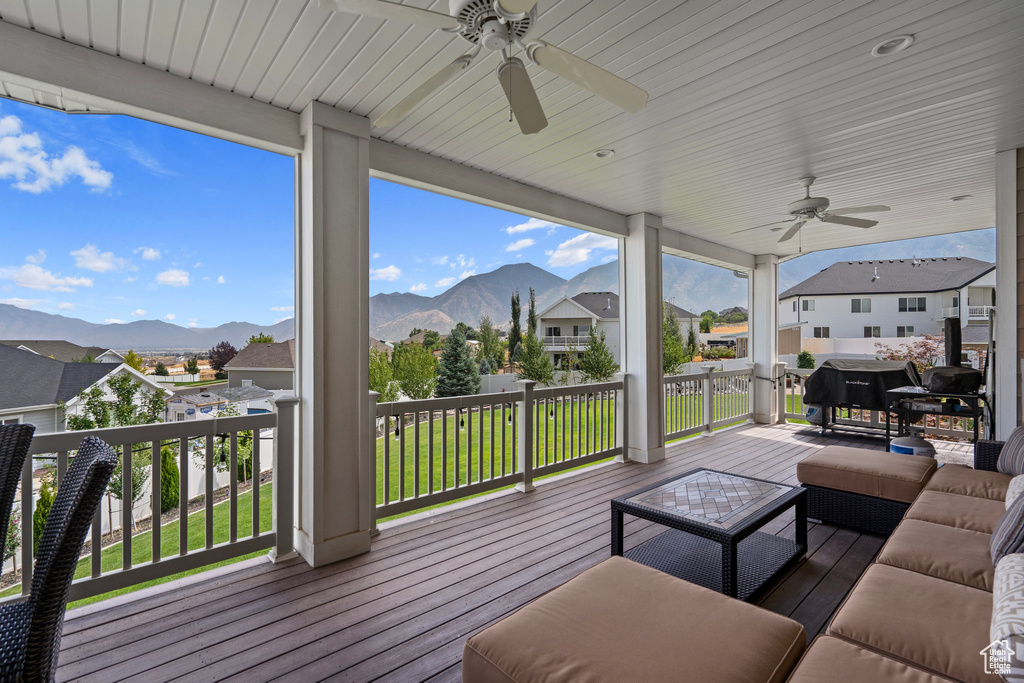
779, 257, 994, 298
224, 339, 295, 369
0, 340, 112, 363
572, 292, 619, 319
0, 344, 120, 410
961, 324, 991, 345
665, 302, 697, 319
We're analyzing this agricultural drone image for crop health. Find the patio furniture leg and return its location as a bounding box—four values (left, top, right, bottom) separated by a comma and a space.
796, 496, 808, 560
723, 541, 738, 598
611, 508, 624, 556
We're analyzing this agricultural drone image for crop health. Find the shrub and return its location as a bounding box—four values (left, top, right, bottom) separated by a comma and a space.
160, 446, 180, 513
797, 350, 815, 369
33, 470, 55, 552
214, 371, 228, 380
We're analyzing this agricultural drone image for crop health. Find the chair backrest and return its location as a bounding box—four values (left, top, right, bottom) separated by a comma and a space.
0, 424, 35, 535
24, 436, 117, 681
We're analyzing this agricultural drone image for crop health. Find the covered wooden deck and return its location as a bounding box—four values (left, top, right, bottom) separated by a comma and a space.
56, 423, 972, 682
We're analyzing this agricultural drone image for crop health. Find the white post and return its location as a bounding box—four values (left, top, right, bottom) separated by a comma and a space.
294, 102, 373, 566
619, 213, 665, 463
614, 371, 629, 463
747, 361, 758, 423
702, 365, 715, 434
516, 379, 536, 493
751, 254, 780, 423
995, 149, 1019, 438
367, 391, 380, 537
775, 362, 787, 424
270, 396, 298, 563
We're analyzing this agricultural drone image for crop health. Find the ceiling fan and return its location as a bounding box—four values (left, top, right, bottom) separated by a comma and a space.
734, 177, 890, 243
320, 0, 648, 134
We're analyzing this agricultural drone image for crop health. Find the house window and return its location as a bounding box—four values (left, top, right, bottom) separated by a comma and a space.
952, 297, 959, 308
1, 418, 20, 425
792, 301, 797, 312
813, 327, 830, 338
553, 353, 564, 369
864, 326, 881, 338
175, 413, 186, 422
802, 300, 815, 312
546, 326, 561, 337
898, 297, 927, 312
573, 325, 590, 336
851, 298, 871, 313
897, 326, 915, 337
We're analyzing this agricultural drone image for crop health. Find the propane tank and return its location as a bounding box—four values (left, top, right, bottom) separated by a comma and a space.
805, 404, 823, 425
890, 427, 936, 457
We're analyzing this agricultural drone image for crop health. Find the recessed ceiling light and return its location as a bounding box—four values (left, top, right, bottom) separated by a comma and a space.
594, 149, 615, 159
951, 195, 973, 202
871, 34, 914, 57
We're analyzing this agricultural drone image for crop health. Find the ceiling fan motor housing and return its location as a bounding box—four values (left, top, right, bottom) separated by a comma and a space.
787, 196, 830, 216
449, 0, 535, 46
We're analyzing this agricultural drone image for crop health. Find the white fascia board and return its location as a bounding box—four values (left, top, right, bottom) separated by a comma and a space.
369, 139, 628, 238
661, 227, 755, 271
0, 21, 302, 155
0, 404, 55, 414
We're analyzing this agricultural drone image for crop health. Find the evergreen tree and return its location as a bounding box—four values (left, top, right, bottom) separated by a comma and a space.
33, 469, 54, 552
527, 287, 538, 337
508, 290, 522, 365
686, 322, 699, 359
160, 445, 180, 513
517, 333, 555, 385
578, 330, 618, 383
154, 362, 169, 376
435, 329, 481, 397
663, 304, 687, 374
479, 358, 492, 375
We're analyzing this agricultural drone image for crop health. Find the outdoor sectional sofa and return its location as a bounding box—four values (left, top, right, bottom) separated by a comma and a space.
463, 439, 1021, 682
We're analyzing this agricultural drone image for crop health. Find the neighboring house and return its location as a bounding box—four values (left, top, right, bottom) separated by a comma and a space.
0, 339, 125, 364
665, 302, 701, 335
718, 306, 748, 318
778, 257, 995, 341
370, 337, 394, 356
0, 344, 164, 434
399, 331, 447, 347
224, 339, 295, 390
165, 384, 275, 421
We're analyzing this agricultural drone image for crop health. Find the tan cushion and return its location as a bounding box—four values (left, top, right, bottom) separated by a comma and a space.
797, 446, 937, 503
876, 519, 994, 591
787, 636, 956, 683
923, 464, 1010, 501
827, 564, 998, 682
463, 556, 807, 683
906, 491, 1007, 534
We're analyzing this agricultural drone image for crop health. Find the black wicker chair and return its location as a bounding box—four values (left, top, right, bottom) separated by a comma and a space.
975, 439, 1003, 472
0, 424, 35, 534
0, 436, 117, 682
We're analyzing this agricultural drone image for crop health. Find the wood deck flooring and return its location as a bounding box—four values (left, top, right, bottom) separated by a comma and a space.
56, 423, 974, 682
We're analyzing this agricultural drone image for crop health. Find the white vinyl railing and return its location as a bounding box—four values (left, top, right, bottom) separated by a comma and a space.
941, 305, 995, 319
372, 376, 625, 518
5, 398, 295, 604
663, 366, 754, 441
541, 335, 591, 346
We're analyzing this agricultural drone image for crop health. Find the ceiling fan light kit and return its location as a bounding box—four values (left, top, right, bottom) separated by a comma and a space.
321, 0, 648, 134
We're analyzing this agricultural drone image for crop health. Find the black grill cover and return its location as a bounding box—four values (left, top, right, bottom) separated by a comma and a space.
803, 359, 921, 410
921, 366, 983, 394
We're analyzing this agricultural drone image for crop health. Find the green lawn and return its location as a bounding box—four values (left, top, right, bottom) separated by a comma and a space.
1, 482, 272, 608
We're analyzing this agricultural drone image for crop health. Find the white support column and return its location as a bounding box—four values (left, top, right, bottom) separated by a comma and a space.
294, 102, 372, 566
995, 148, 1020, 438
751, 254, 780, 423
619, 213, 665, 463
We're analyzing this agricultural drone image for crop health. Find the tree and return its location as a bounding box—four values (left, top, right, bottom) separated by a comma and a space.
154, 362, 169, 376
369, 348, 399, 403
408, 327, 424, 338
479, 358, 492, 375
797, 350, 816, 370
875, 335, 944, 373
71, 354, 96, 363
160, 445, 179, 513
508, 290, 522, 365
123, 349, 146, 372
190, 403, 255, 483
4, 509, 20, 573
699, 314, 713, 334
663, 303, 688, 374
392, 343, 437, 399
247, 333, 275, 345
517, 333, 555, 385
184, 356, 200, 381
685, 322, 699, 359
453, 322, 478, 341
207, 341, 238, 372
33, 469, 54, 552
421, 330, 441, 348
578, 330, 618, 383
435, 329, 481, 397
477, 315, 505, 374
527, 287, 538, 337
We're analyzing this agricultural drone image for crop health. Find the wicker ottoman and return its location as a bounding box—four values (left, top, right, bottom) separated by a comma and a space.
797, 447, 937, 535
463, 556, 807, 683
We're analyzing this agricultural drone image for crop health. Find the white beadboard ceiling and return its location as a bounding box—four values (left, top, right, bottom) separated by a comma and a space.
1, 0, 1021, 258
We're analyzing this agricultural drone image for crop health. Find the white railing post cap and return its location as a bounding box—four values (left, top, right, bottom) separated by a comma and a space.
515, 379, 538, 387
273, 396, 300, 408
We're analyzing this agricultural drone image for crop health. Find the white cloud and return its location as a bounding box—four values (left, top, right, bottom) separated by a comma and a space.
430, 255, 449, 266
547, 232, 618, 267
165, 313, 176, 320
409, 283, 427, 293
451, 255, 474, 270
0, 115, 112, 193
105, 318, 124, 324
123, 276, 138, 283
135, 247, 161, 261
601, 254, 617, 264
156, 269, 190, 287
57, 302, 74, 310
372, 252, 381, 260
0, 298, 43, 309
459, 269, 476, 280
103, 137, 173, 175
274, 316, 293, 324
271, 305, 294, 312
131, 308, 146, 317
216, 275, 225, 284
370, 265, 401, 281
194, 262, 202, 269
25, 249, 45, 265
505, 238, 535, 252
188, 321, 199, 328
435, 276, 456, 288
505, 218, 558, 234
0, 263, 92, 292
71, 244, 127, 273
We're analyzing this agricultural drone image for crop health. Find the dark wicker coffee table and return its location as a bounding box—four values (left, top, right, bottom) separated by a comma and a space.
611, 468, 807, 600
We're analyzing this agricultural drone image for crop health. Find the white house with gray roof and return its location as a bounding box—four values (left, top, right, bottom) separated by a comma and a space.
778, 257, 995, 341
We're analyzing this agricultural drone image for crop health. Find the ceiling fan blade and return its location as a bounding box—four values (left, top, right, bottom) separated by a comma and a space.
828, 205, 891, 216
497, 58, 548, 135
526, 41, 648, 113
374, 56, 472, 129
778, 221, 806, 243
820, 214, 878, 229
496, 0, 538, 15
320, 0, 460, 31
732, 219, 794, 235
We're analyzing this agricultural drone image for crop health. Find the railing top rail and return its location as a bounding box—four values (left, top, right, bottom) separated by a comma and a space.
713, 368, 754, 379
786, 368, 814, 377
662, 371, 708, 384
376, 391, 526, 416
28, 412, 278, 455
534, 380, 622, 400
